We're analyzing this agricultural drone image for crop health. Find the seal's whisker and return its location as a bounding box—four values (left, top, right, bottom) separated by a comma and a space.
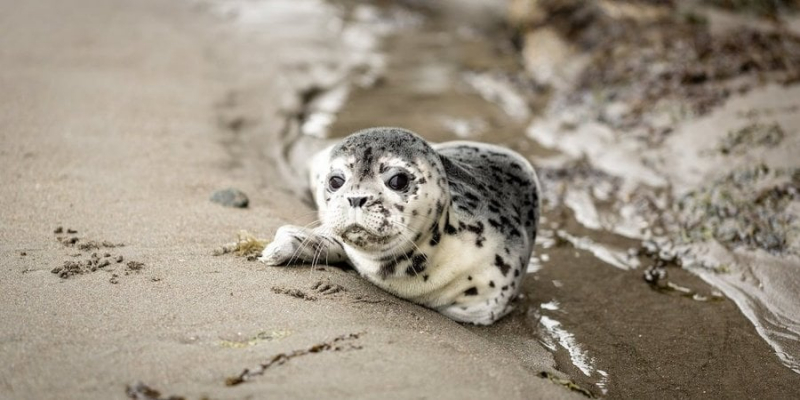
307, 226, 337, 278
280, 220, 326, 266
286, 232, 317, 266
311, 227, 335, 270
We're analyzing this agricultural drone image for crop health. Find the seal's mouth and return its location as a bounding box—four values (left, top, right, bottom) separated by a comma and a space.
339, 224, 393, 246
342, 224, 369, 235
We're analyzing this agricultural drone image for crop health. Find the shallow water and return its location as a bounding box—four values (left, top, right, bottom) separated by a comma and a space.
207, 0, 800, 397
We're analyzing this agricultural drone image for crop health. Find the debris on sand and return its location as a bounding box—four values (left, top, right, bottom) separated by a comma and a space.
55, 228, 125, 250
225, 332, 364, 386
716, 122, 785, 155
125, 381, 185, 400
54, 226, 78, 234
210, 188, 249, 208
52, 261, 89, 279
51, 228, 139, 280
219, 329, 293, 349
78, 241, 100, 251
126, 261, 145, 273
213, 230, 269, 260
51, 253, 117, 278
57, 236, 79, 246
538, 371, 595, 398
271, 286, 318, 301
77, 240, 125, 251
642, 264, 724, 302
678, 165, 800, 255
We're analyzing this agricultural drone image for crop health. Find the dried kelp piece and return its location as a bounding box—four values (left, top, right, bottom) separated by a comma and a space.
212, 230, 269, 260
539, 371, 595, 398
225, 332, 364, 386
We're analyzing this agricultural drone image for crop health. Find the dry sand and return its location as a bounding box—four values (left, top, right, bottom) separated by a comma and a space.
0, 0, 580, 399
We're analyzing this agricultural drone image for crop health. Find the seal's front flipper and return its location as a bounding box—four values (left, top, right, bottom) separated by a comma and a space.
259, 225, 347, 266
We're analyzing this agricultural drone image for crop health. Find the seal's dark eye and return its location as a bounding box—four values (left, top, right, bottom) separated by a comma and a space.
328, 175, 345, 191
386, 173, 409, 191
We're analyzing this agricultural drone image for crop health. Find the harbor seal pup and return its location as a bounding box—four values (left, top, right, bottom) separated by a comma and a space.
260, 127, 540, 325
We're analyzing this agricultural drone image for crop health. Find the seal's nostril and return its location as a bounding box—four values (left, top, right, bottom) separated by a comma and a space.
348, 196, 368, 208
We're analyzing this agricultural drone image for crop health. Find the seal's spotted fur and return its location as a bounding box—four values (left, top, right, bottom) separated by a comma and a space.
260, 127, 540, 325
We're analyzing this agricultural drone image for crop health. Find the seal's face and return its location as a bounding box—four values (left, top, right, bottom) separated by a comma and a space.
319, 128, 447, 253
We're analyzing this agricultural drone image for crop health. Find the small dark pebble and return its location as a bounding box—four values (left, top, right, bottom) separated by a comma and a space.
54, 226, 63, 234
67, 228, 77, 234
210, 188, 249, 208
643, 265, 667, 285
104, 253, 111, 258
116, 255, 124, 263
20, 252, 26, 256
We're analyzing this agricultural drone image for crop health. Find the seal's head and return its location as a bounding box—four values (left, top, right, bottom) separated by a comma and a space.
317, 127, 448, 253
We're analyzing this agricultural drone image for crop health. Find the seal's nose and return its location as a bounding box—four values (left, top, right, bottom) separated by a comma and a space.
348, 196, 368, 208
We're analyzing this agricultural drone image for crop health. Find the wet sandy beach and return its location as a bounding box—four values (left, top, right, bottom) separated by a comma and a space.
0, 0, 578, 399
1, 0, 799, 399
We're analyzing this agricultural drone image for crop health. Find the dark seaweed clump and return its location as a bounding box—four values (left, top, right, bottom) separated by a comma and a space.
526, 1, 800, 134
703, 0, 799, 17
678, 165, 800, 254
575, 19, 800, 132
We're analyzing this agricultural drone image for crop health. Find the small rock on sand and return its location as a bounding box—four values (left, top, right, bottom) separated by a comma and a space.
210, 188, 249, 208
